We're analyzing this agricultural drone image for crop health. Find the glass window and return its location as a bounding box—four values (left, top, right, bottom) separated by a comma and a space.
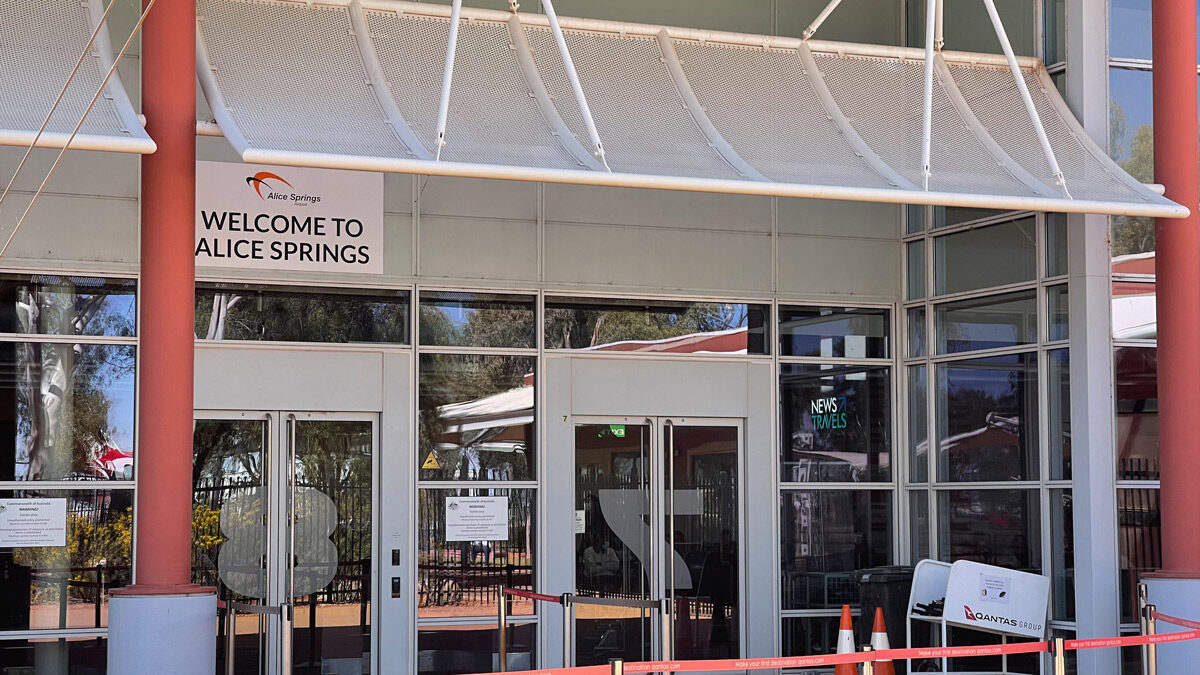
1113, 280, 1156, 340
1108, 0, 1200, 60
0, 343, 135, 482
910, 491, 929, 560
544, 297, 768, 355
417, 488, 535, 619
419, 292, 535, 349
418, 354, 535, 481
906, 241, 926, 301
1118, 488, 1160, 623
938, 489, 1040, 574
908, 365, 928, 483
1045, 213, 1068, 277
779, 307, 890, 359
1044, 0, 1065, 64
195, 285, 409, 343
780, 365, 892, 483
906, 205, 926, 235
907, 307, 926, 358
1049, 349, 1072, 481
934, 218, 1037, 295
1047, 285, 1069, 341
0, 637, 108, 671
1108, 68, 1160, 258
780, 490, 892, 609
937, 353, 1039, 482
0, 489, 133, 630
934, 207, 1009, 229
1050, 489, 1075, 622
781, 616, 842, 658
417, 623, 535, 674
935, 290, 1037, 354
0, 276, 135, 337
1115, 347, 1158, 481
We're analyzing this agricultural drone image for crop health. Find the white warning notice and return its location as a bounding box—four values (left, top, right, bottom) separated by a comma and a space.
0, 498, 67, 547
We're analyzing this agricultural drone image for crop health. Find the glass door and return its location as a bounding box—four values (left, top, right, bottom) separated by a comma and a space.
193, 412, 376, 675
572, 418, 741, 666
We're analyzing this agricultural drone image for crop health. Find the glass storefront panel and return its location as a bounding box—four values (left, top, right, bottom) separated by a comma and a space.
933, 217, 1037, 295
1113, 279, 1155, 340
781, 615, 841, 658
0, 342, 135, 482
937, 353, 1039, 482
780, 365, 891, 483
910, 491, 929, 561
778, 306, 889, 359
1046, 213, 1068, 277
544, 297, 768, 355
1049, 349, 1071, 481
417, 622, 535, 675
934, 291, 1037, 354
934, 207, 1008, 229
1118, 488, 1160, 623
907, 307, 926, 358
417, 488, 535, 619
1047, 285, 1069, 342
780, 490, 892, 609
0, 276, 135, 337
1116, 347, 1158, 481
0, 489, 133, 630
0, 636, 108, 672
195, 284, 409, 343
419, 292, 535, 349
1108, 0, 1200, 61
937, 489, 1040, 574
908, 365, 928, 483
418, 354, 535, 481
1050, 489, 1075, 622
906, 241, 926, 301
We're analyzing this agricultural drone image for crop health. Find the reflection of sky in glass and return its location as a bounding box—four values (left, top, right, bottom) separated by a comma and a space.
1109, 0, 1200, 61
1109, 68, 1153, 165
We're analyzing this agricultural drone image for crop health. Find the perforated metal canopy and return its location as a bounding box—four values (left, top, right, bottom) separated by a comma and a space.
196, 0, 1186, 218
0, 0, 154, 153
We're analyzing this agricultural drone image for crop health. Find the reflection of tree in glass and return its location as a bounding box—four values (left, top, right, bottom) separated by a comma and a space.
1110, 101, 1159, 256
545, 303, 748, 349
196, 289, 407, 343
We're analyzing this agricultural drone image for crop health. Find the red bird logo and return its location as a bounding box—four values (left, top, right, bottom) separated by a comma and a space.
245, 171, 292, 199
964, 606, 977, 621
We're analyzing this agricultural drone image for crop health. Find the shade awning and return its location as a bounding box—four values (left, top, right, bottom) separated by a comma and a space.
196, 0, 1185, 218
1, 0, 155, 154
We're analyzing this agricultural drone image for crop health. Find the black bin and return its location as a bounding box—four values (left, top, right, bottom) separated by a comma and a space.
857, 565, 915, 675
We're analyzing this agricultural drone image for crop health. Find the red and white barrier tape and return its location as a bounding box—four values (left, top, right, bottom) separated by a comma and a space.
502, 587, 563, 604
1153, 610, 1200, 631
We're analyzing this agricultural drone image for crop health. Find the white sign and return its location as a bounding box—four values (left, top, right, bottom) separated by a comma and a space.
944, 560, 1049, 638
574, 510, 586, 535
195, 161, 384, 274
445, 496, 508, 542
0, 498, 67, 547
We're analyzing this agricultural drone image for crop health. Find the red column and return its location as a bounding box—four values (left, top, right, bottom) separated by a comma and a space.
130, 0, 199, 591
1153, 0, 1200, 573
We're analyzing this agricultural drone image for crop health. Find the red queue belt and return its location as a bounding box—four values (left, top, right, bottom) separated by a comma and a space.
501, 587, 563, 605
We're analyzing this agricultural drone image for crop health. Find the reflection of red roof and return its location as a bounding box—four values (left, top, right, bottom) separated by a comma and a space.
587, 327, 748, 354
1112, 251, 1156, 276
96, 445, 131, 463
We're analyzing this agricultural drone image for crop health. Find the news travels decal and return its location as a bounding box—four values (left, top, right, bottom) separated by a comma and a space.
195, 161, 384, 274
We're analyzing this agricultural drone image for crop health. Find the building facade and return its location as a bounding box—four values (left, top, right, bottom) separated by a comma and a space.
0, 0, 1191, 673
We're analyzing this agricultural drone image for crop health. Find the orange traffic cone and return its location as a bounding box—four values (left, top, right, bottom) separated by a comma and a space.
834, 604, 856, 675
870, 607, 895, 675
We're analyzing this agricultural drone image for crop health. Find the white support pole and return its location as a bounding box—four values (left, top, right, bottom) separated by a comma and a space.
981, 0, 1072, 197
921, 0, 937, 190
433, 0, 463, 161
541, 0, 611, 170
801, 0, 845, 40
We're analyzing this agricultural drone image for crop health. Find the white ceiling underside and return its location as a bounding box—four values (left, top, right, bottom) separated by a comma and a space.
1, 0, 154, 153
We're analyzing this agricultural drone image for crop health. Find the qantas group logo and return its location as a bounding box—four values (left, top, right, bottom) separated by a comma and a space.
963, 605, 1042, 632
964, 606, 977, 621
244, 171, 321, 205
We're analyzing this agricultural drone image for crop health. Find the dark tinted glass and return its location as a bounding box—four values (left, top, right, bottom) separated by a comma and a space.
780, 490, 892, 609
934, 218, 1037, 295
780, 365, 891, 482
1050, 489, 1075, 622
0, 637, 108, 671
1115, 347, 1157, 480
417, 488, 535, 619
545, 297, 768, 355
417, 623, 535, 674
1118, 488, 1160, 623
779, 307, 889, 358
419, 354, 535, 481
0, 276, 135, 336
0, 489, 133, 630
935, 290, 1037, 354
0, 343, 135, 481
781, 616, 841, 658
938, 489, 1040, 574
937, 353, 1039, 482
420, 292, 535, 348
934, 207, 1008, 228
195, 285, 409, 343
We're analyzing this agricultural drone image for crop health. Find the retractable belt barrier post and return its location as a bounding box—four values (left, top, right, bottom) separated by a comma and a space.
466, 606, 1200, 675
498, 587, 571, 672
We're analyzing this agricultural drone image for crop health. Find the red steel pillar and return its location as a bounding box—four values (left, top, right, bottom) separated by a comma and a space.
1152, 0, 1200, 574
108, 0, 214, 670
